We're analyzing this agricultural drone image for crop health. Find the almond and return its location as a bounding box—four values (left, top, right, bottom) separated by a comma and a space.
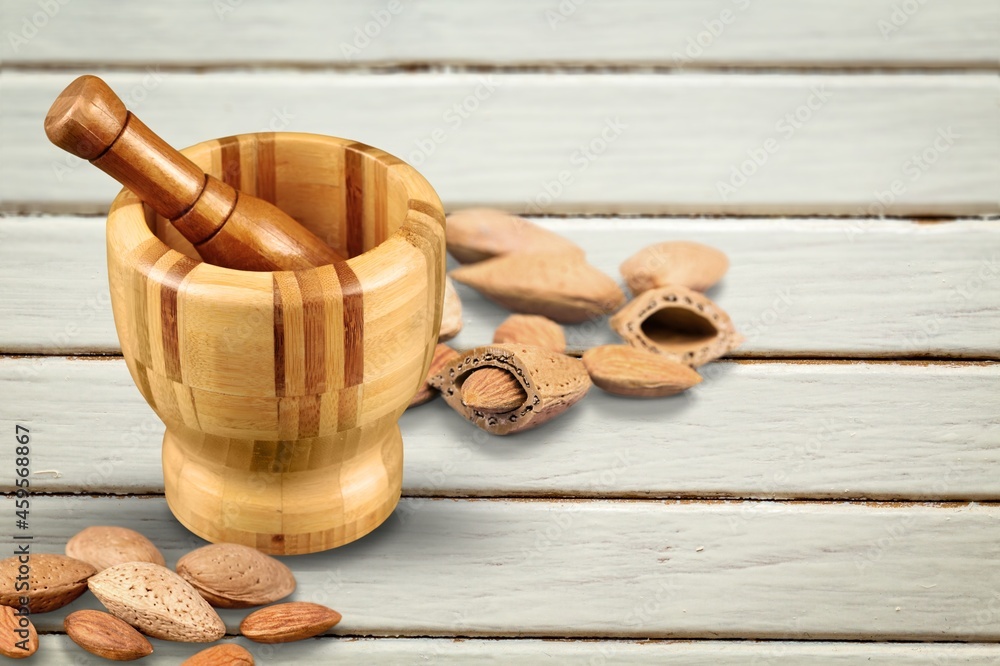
0, 553, 96, 613
582, 345, 702, 397
239, 602, 341, 644
620, 241, 729, 294
439, 276, 463, 342
445, 208, 584, 263
430, 344, 591, 435
66, 526, 165, 571
65, 609, 153, 661
610, 285, 743, 367
409, 343, 461, 408
451, 253, 626, 324
493, 314, 566, 353
176, 543, 295, 609
181, 644, 255, 665
0, 605, 37, 658
461, 367, 527, 412
88, 562, 225, 643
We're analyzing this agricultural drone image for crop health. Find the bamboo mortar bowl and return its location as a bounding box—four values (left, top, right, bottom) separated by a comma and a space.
106, 132, 446, 555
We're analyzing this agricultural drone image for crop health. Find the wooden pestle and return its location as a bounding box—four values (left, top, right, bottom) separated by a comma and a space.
44, 75, 345, 271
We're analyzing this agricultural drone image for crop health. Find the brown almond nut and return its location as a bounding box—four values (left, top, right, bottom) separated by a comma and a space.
451, 253, 626, 324
620, 241, 729, 294
439, 276, 463, 342
88, 562, 226, 643
240, 602, 342, 644
430, 344, 591, 435
0, 553, 96, 613
66, 525, 166, 571
582, 345, 703, 397
493, 314, 566, 353
461, 367, 528, 412
610, 285, 743, 367
0, 604, 37, 658
65, 609, 154, 661
445, 208, 584, 263
181, 643, 255, 665
409, 344, 462, 408
176, 543, 295, 609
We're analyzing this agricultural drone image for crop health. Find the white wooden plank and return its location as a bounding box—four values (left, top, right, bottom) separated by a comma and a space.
2, 216, 999, 356
26, 636, 1000, 665
2, 356, 998, 500
18, 496, 1000, 640
2, 72, 997, 215
2, 0, 997, 67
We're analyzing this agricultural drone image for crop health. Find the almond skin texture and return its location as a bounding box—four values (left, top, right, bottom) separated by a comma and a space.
409, 344, 461, 408
445, 208, 584, 263
240, 602, 342, 644
66, 525, 166, 571
0, 553, 96, 613
620, 241, 729, 294
583, 345, 703, 397
0, 605, 37, 658
451, 252, 626, 324
430, 344, 591, 435
610, 285, 743, 367
181, 644, 255, 665
461, 367, 528, 412
439, 276, 463, 342
88, 562, 226, 643
64, 609, 153, 661
176, 543, 296, 609
493, 314, 566, 353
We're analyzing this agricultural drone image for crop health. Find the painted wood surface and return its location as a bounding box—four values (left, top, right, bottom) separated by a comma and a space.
19, 496, 1000, 640
2, 0, 998, 68
26, 636, 1000, 665
2, 356, 998, 499
3, 73, 998, 215
2, 216, 998, 356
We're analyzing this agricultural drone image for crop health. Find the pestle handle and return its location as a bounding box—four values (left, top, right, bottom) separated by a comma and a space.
44, 75, 345, 269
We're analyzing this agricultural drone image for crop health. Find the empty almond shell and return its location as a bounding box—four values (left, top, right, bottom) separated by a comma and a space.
610, 285, 742, 367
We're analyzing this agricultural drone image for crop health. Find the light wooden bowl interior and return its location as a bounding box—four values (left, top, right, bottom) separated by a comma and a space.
106, 132, 446, 554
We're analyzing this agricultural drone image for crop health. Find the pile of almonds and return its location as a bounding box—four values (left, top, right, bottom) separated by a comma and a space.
410, 208, 743, 435
0, 525, 340, 662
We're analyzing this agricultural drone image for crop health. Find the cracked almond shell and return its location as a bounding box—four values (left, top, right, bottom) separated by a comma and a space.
450, 253, 626, 324
610, 285, 743, 367
429, 343, 591, 435
445, 208, 584, 263
409, 343, 461, 408
620, 241, 729, 294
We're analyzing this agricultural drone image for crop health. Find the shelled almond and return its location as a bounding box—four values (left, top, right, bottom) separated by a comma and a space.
0, 605, 37, 658
240, 602, 342, 644
182, 644, 255, 665
64, 609, 154, 661
583, 345, 702, 397
446, 208, 584, 263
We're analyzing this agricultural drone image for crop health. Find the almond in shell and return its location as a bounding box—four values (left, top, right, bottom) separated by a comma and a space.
439, 276, 463, 342
64, 609, 154, 661
0, 553, 96, 613
493, 314, 566, 353
620, 241, 729, 294
66, 525, 165, 571
610, 285, 742, 367
450, 252, 626, 324
88, 562, 225, 643
176, 543, 295, 609
430, 343, 591, 435
409, 344, 461, 408
240, 601, 342, 644
582, 345, 702, 397
0, 605, 37, 658
445, 208, 584, 263
181, 644, 255, 665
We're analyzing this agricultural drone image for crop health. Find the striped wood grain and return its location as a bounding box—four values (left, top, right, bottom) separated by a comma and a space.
3, 72, 998, 215
3, 356, 997, 500
2, 217, 997, 357
19, 496, 1000, 640
2, 0, 997, 68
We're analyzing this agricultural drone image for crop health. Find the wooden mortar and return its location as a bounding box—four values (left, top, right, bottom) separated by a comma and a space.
106, 132, 445, 555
